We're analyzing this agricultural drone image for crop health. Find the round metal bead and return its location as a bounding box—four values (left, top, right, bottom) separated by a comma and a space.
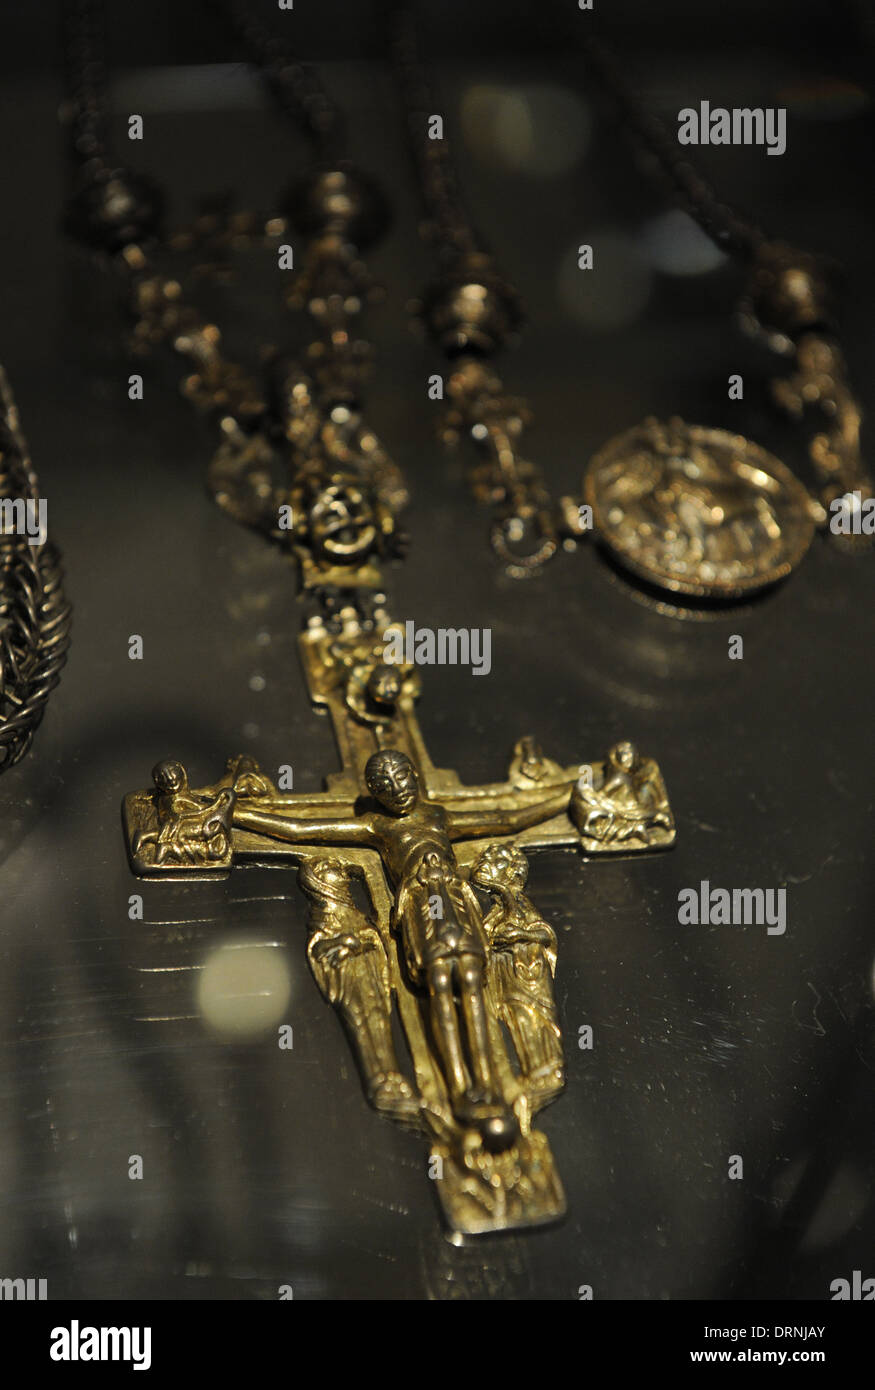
280, 167, 390, 250
65, 168, 164, 253
421, 267, 522, 357
747, 243, 834, 337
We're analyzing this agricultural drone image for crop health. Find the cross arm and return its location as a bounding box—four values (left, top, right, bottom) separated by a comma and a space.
122, 754, 364, 877
416, 735, 675, 861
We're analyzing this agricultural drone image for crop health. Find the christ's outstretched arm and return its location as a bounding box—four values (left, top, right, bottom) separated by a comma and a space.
231, 806, 375, 847
447, 786, 571, 840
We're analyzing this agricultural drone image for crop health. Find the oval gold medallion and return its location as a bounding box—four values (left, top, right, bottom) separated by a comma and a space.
584, 418, 817, 598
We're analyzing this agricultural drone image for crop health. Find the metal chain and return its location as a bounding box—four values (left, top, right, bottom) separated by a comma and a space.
577, 28, 871, 522
61, 0, 406, 624
577, 31, 768, 262
207, 0, 345, 161
388, 0, 585, 576
391, 1, 870, 544
61, 0, 113, 184
388, 2, 479, 261
64, 0, 343, 168
0, 369, 72, 771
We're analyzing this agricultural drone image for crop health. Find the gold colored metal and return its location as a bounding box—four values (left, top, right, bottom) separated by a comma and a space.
125, 256, 266, 421
441, 355, 569, 576
739, 245, 871, 550
123, 238, 407, 601
772, 333, 871, 536
208, 419, 403, 596
123, 611, 675, 1234
584, 417, 818, 598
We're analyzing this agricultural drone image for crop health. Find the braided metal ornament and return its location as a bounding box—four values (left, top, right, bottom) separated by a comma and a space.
0, 367, 71, 771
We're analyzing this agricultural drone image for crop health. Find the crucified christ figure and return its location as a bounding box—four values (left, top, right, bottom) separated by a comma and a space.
231, 748, 571, 1150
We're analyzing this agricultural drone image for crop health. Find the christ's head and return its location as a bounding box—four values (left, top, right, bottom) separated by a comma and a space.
365, 749, 419, 815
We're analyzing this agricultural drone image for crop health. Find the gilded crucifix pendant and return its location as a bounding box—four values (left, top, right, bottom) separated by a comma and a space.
122, 611, 675, 1235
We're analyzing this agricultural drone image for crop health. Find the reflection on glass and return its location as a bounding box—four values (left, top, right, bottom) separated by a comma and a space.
778, 78, 869, 121
197, 940, 292, 1042
640, 209, 727, 277
558, 230, 651, 330
461, 81, 591, 176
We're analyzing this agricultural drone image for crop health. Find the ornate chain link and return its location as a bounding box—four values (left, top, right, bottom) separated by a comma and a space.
0, 369, 72, 771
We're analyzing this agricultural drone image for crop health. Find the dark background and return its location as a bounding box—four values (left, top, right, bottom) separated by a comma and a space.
0, 0, 873, 1300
